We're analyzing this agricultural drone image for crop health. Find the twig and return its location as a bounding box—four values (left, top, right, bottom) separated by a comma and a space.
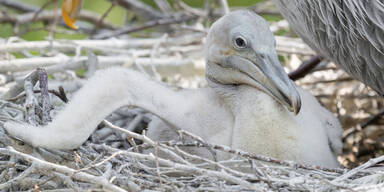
177, 130, 347, 174
289, 55, 322, 81
333, 155, 384, 182
91, 1, 116, 36
0, 56, 196, 73
301, 77, 354, 85
154, 0, 173, 15
275, 36, 315, 55
23, 68, 52, 125
85, 51, 99, 77
0, 0, 39, 12
176, 1, 208, 17
123, 114, 143, 150
361, 108, 384, 128
94, 15, 198, 39
23, 69, 40, 125
37, 68, 52, 124
47, 0, 60, 44
109, 0, 164, 20
31, 0, 58, 22
93, 144, 259, 190
0, 9, 118, 30
219, 0, 230, 14
103, 120, 191, 165
0, 147, 129, 192
0, 34, 203, 52
6, 87, 68, 103
250, 1, 281, 16
0, 164, 36, 190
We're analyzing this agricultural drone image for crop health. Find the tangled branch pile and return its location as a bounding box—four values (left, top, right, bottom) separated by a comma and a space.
0, 117, 383, 191
0, 0, 384, 191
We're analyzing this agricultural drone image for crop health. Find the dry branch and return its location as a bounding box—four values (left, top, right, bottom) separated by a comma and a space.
0, 9, 118, 30
0, 56, 195, 73
0, 0, 41, 12
94, 15, 198, 39
0, 34, 204, 52
289, 55, 322, 81
0, 147, 131, 192
109, 0, 164, 20
275, 36, 315, 55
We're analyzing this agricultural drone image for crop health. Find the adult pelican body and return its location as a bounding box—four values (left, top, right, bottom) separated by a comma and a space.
273, 0, 384, 95
4, 10, 342, 168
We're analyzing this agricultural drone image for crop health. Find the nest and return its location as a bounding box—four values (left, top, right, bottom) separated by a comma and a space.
0, 108, 383, 191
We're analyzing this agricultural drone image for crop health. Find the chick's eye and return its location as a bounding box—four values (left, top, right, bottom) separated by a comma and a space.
234, 36, 247, 49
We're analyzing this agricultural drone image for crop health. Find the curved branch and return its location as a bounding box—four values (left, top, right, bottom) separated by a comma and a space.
289, 55, 322, 81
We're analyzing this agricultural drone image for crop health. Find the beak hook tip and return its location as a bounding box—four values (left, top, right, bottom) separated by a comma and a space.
292, 94, 301, 116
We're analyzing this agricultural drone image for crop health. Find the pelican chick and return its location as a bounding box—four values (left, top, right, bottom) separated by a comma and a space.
4, 10, 342, 168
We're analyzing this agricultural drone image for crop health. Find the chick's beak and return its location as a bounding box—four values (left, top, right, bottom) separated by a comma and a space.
227, 53, 301, 115
257, 54, 301, 115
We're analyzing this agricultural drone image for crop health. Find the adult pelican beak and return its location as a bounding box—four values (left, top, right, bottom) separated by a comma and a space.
227, 53, 301, 115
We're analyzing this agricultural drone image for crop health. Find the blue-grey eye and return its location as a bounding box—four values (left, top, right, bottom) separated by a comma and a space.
234, 36, 247, 49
